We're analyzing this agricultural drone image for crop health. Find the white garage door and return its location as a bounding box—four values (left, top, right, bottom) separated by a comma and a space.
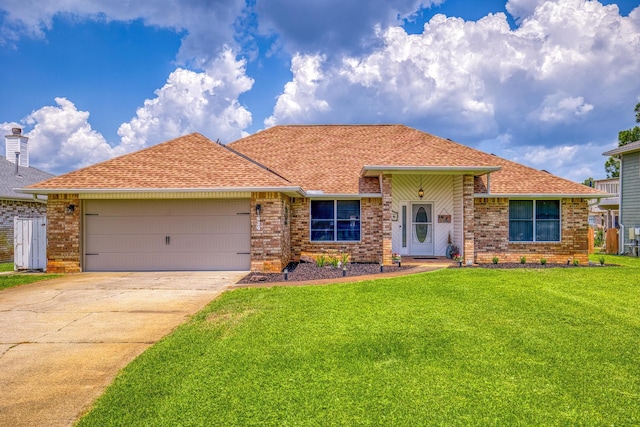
84, 199, 250, 271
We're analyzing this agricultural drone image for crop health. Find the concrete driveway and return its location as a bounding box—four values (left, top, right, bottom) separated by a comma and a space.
0, 271, 245, 427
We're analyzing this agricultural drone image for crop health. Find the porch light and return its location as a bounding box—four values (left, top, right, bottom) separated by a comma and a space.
66, 204, 75, 214
418, 187, 424, 199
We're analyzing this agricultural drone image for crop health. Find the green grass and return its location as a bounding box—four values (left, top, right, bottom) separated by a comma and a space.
0, 262, 13, 272
0, 272, 61, 290
79, 255, 640, 426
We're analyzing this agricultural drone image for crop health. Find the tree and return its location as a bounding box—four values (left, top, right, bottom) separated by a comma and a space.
605, 102, 640, 178
582, 177, 595, 187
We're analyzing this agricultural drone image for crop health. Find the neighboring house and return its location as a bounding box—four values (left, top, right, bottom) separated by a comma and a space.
0, 129, 54, 262
20, 125, 605, 273
603, 140, 640, 255
588, 178, 619, 230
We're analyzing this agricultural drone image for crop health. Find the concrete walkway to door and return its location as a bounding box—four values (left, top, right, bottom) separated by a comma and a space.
0, 271, 245, 427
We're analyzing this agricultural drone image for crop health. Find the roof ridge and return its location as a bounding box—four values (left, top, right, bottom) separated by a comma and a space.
220, 142, 293, 184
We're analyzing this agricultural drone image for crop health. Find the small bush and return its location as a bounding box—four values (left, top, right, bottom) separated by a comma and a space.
328, 255, 340, 268
340, 252, 351, 265
315, 254, 327, 268
599, 256, 605, 266
492, 256, 499, 264
540, 258, 547, 265
520, 256, 526, 264
573, 259, 579, 266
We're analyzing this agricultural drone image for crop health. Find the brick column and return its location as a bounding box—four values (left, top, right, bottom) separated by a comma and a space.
381, 174, 393, 265
462, 175, 475, 265
47, 194, 81, 273
250, 192, 291, 272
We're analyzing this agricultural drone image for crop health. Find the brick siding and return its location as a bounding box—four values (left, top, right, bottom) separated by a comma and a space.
250, 192, 291, 272
462, 175, 475, 264
290, 197, 384, 265
474, 197, 590, 264
0, 199, 47, 263
46, 194, 81, 273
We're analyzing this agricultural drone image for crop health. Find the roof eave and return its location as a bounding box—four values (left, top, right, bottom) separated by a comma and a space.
361, 165, 501, 177
304, 192, 382, 199
17, 186, 306, 197
475, 193, 614, 199
602, 141, 640, 157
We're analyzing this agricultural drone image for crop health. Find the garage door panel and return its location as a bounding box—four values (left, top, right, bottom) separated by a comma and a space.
84, 199, 251, 271
86, 233, 251, 253
85, 252, 250, 271
86, 215, 250, 235
85, 199, 250, 216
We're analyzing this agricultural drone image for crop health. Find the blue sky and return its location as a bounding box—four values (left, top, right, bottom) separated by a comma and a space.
0, 0, 639, 180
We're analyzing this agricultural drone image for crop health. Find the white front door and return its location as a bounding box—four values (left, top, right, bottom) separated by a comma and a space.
410, 203, 434, 256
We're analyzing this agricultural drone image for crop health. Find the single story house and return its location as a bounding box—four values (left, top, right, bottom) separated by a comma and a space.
21, 125, 605, 273
1, 129, 53, 262
603, 140, 640, 255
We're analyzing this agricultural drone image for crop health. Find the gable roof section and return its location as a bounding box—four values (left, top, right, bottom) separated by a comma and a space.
23, 133, 298, 194
0, 157, 54, 201
229, 124, 604, 197
603, 140, 640, 157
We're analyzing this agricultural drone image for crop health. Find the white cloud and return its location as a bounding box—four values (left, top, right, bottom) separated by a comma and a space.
0, 98, 116, 174
267, 0, 640, 158
505, 0, 545, 22
532, 93, 594, 123
3, 49, 254, 173
0, 0, 245, 61
501, 141, 617, 182
255, 0, 444, 54
264, 54, 329, 127
118, 48, 254, 152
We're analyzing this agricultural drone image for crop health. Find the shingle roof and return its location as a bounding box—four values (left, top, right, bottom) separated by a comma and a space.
24, 125, 604, 198
230, 124, 602, 196
0, 157, 54, 200
26, 133, 295, 191
603, 140, 640, 157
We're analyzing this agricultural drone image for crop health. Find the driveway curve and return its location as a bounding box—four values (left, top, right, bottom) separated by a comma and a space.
0, 271, 245, 427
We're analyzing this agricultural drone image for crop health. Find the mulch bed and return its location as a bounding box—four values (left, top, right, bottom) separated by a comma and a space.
238, 262, 411, 284
238, 261, 615, 284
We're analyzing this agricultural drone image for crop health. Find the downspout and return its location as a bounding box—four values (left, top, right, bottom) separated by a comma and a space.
486, 172, 491, 195
618, 155, 624, 255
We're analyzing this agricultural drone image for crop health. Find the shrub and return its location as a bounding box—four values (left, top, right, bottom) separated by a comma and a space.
594, 228, 604, 247
328, 255, 340, 268
492, 256, 499, 264
340, 252, 351, 265
540, 258, 547, 265
599, 256, 605, 266
573, 259, 580, 266
520, 256, 526, 264
315, 254, 327, 268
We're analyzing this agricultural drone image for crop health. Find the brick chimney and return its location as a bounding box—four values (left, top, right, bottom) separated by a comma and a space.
5, 127, 29, 167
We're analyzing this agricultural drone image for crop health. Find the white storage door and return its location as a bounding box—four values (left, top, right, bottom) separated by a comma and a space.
84, 199, 250, 271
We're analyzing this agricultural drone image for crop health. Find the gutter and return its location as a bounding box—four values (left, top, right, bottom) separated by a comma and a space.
16, 186, 383, 199
16, 186, 306, 196
474, 193, 616, 199
361, 165, 501, 177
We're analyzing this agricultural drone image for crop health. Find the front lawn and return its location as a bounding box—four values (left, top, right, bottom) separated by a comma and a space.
79, 255, 640, 426
0, 262, 13, 272
0, 273, 62, 290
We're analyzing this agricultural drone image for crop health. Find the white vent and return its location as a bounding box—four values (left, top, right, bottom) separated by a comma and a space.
5, 128, 29, 167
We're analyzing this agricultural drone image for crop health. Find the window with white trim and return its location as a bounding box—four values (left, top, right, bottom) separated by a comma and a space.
310, 200, 361, 241
509, 200, 560, 242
